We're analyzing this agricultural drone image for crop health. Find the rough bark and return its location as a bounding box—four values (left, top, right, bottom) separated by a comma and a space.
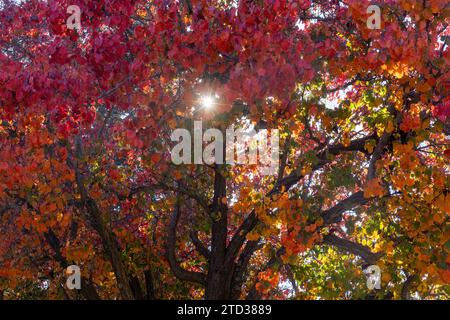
323, 234, 383, 265
205, 165, 232, 299
166, 195, 206, 286
71, 138, 135, 300
44, 229, 101, 300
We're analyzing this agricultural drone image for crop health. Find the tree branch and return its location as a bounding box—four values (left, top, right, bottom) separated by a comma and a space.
190, 231, 210, 259
322, 191, 368, 225
166, 195, 206, 285
227, 135, 375, 274
44, 229, 101, 300
144, 270, 156, 300
69, 137, 135, 300
367, 132, 391, 181
231, 240, 261, 299
401, 274, 419, 300
323, 234, 383, 265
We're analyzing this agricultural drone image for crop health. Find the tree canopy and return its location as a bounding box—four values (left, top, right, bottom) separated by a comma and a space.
0, 0, 449, 300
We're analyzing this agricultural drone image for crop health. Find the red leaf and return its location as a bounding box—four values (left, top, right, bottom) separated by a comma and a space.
444, 149, 450, 158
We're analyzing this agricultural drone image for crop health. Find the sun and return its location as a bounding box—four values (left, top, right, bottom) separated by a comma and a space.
200, 95, 215, 110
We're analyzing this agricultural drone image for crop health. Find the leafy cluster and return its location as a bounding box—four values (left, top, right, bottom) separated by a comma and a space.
0, 0, 448, 300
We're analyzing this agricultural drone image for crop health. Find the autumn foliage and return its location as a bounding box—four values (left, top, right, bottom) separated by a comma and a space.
0, 0, 449, 300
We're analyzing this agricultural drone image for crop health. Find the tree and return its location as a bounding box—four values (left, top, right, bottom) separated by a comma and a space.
0, 0, 448, 300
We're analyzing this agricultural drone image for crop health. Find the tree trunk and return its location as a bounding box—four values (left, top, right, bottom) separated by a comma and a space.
205, 165, 232, 300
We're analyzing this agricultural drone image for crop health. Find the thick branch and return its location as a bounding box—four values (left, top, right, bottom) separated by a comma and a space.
323, 234, 383, 265
367, 132, 391, 181
401, 274, 419, 300
270, 134, 375, 196
129, 276, 144, 300
227, 135, 375, 273
70, 138, 134, 300
44, 229, 101, 300
166, 196, 206, 285
231, 240, 261, 299
322, 191, 368, 225
190, 231, 210, 259
144, 270, 156, 300
205, 164, 230, 298
129, 182, 210, 212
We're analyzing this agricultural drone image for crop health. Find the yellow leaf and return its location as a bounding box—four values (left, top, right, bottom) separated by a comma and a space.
364, 140, 376, 154
385, 120, 394, 133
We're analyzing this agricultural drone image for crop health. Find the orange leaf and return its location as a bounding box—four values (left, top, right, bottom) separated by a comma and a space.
364, 178, 385, 198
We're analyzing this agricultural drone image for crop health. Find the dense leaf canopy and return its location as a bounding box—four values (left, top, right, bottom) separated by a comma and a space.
0, 0, 448, 300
